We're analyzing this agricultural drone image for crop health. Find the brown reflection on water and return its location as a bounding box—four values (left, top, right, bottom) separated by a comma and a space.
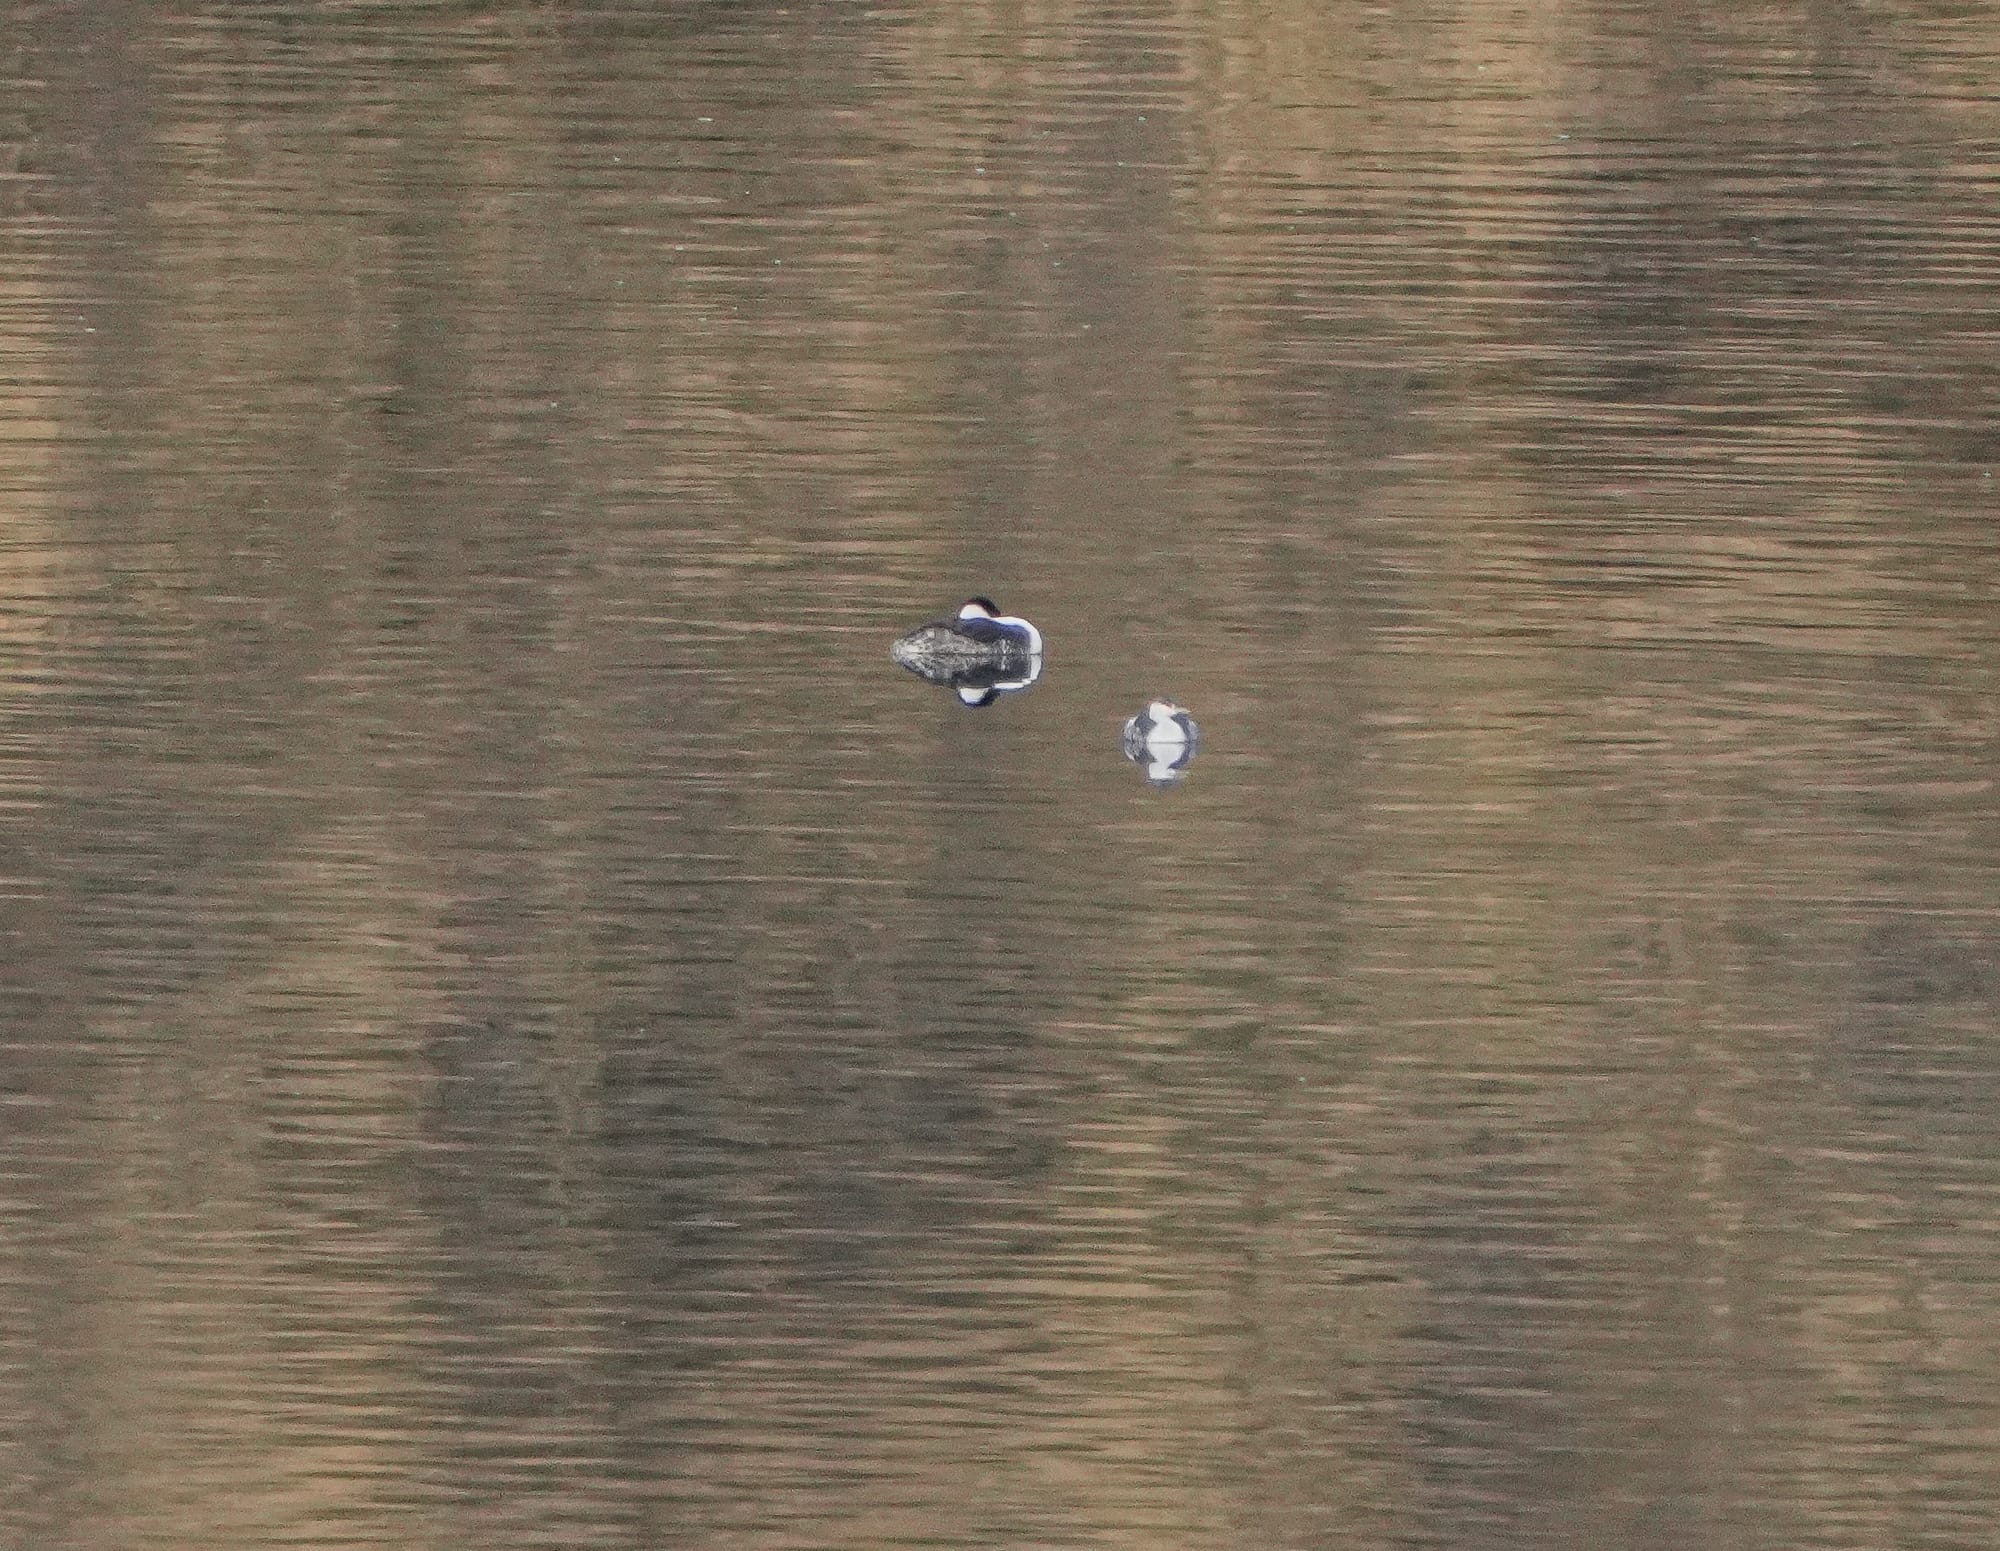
0, 2, 1997, 1548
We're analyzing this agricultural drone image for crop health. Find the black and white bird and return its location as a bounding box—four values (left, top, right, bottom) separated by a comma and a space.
1122, 697, 1199, 783
892, 598, 1044, 706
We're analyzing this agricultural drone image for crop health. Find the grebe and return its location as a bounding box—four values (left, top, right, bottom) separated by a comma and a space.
892, 597, 1044, 706
1122, 697, 1199, 783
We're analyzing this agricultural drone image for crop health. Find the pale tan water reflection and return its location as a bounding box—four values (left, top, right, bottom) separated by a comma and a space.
0, 3, 1997, 1548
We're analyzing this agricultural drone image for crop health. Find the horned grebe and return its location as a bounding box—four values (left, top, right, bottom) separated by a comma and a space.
1122, 697, 1199, 783
892, 597, 1044, 706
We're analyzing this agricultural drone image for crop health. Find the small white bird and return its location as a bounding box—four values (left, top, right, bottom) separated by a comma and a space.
1122, 698, 1199, 784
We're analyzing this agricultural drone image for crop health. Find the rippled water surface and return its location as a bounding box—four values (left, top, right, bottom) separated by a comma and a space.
3, 3, 1999, 1547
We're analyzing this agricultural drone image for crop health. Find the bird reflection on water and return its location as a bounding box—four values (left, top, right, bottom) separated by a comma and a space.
891, 597, 1044, 707
1121, 697, 1199, 785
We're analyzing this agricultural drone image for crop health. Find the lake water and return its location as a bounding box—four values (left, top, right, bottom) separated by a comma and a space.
2, 3, 1998, 1547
